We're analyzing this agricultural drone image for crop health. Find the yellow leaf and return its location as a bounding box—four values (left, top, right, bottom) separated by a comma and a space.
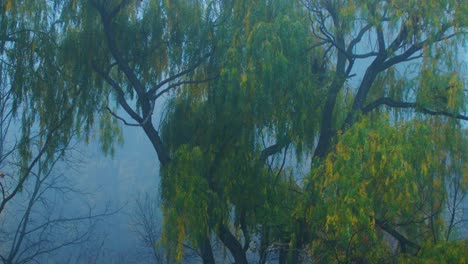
325, 158, 333, 176
351, 215, 358, 225
433, 178, 441, 189
421, 162, 427, 175
240, 73, 247, 86
5, 0, 12, 11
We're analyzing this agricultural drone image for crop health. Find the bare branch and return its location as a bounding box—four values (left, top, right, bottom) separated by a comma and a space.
0, 105, 75, 215
387, 23, 409, 53
104, 102, 156, 127
147, 56, 211, 99
307, 40, 330, 51
259, 140, 290, 164
347, 23, 373, 54
375, 219, 420, 253
381, 25, 456, 71
92, 63, 144, 124
274, 144, 289, 185
153, 75, 218, 101
376, 25, 386, 54
363, 97, 468, 121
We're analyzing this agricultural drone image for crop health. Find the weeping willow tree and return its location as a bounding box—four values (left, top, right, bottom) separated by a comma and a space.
3, 0, 467, 263
0, 1, 114, 262
59, 0, 467, 263
305, 116, 468, 262
163, 1, 467, 262
160, 1, 316, 262
51, 0, 317, 262
297, 0, 468, 262
1, 0, 82, 170
0, 0, 100, 196
158, 0, 468, 262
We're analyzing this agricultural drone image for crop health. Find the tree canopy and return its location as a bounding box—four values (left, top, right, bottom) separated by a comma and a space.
2, 0, 467, 263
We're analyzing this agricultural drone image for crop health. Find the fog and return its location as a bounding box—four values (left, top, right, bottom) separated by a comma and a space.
68, 125, 163, 262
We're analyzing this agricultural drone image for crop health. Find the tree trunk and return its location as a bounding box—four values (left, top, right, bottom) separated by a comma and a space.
218, 224, 248, 264
142, 122, 171, 166
278, 248, 287, 264
200, 236, 216, 264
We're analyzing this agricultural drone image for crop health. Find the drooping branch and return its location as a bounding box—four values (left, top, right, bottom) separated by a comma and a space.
363, 97, 468, 121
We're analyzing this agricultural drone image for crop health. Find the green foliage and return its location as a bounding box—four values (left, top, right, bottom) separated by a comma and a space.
1, 0, 97, 176
400, 240, 468, 263
3, 0, 467, 262
306, 116, 467, 262
158, 0, 317, 258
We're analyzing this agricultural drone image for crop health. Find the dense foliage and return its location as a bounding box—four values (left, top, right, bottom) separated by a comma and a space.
2, 0, 467, 263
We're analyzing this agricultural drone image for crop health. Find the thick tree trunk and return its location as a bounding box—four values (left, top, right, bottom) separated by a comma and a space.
258, 226, 270, 264
342, 59, 383, 129
278, 248, 287, 264
142, 122, 171, 166
200, 236, 216, 264
218, 224, 248, 264
289, 219, 307, 264
313, 31, 347, 160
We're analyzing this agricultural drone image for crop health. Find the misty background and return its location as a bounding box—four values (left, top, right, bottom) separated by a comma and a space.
59, 44, 468, 262
2, 36, 466, 264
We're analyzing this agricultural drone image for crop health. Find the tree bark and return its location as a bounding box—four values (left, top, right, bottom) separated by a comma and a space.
313, 31, 347, 160
217, 224, 248, 264
142, 122, 171, 166
200, 236, 216, 264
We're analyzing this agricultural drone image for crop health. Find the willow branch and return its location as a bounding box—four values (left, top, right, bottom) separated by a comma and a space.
363, 97, 468, 121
